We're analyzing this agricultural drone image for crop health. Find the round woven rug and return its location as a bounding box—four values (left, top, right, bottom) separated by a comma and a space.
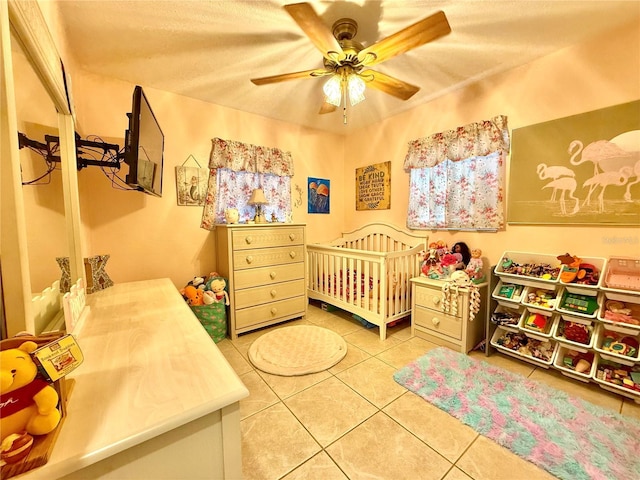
248, 325, 347, 376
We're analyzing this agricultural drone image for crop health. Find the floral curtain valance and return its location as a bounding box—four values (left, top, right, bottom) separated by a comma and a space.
403, 115, 510, 171
209, 137, 294, 176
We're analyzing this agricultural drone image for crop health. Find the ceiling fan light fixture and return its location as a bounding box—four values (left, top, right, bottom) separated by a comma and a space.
323, 75, 342, 106
347, 74, 365, 106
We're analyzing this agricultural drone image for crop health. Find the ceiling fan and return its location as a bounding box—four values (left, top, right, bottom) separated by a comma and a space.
250, 2, 452, 120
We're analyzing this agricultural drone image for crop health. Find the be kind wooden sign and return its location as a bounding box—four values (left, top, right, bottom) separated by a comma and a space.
356, 161, 391, 211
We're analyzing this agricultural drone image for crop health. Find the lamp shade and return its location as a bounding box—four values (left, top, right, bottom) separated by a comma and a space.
323, 75, 342, 107
249, 188, 268, 205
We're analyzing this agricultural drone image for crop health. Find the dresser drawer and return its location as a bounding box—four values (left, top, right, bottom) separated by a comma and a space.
414, 305, 462, 340
414, 284, 461, 317
235, 296, 306, 329
235, 279, 305, 309
233, 245, 304, 270
234, 263, 304, 289
232, 227, 304, 250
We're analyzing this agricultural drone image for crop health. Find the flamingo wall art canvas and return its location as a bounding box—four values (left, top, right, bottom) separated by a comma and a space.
508, 100, 639, 225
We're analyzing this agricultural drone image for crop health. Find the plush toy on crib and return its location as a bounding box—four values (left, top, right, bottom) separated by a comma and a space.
465, 248, 486, 284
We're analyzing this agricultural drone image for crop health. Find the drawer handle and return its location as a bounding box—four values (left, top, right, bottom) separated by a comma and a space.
289, 233, 296, 241
432, 318, 440, 326
270, 271, 277, 279
246, 255, 253, 264
432, 296, 440, 305
270, 307, 277, 316
245, 236, 253, 244
289, 251, 296, 259
270, 289, 277, 298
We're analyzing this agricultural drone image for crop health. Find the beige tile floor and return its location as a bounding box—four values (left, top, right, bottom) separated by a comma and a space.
217, 304, 640, 480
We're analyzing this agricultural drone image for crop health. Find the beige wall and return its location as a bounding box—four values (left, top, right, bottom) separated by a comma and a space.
39, 9, 640, 288
70, 73, 345, 286
345, 19, 640, 268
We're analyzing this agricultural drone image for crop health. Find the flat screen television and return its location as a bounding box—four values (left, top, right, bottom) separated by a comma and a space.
124, 86, 164, 197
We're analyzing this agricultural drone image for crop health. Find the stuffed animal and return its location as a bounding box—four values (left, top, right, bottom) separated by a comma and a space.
209, 278, 230, 306
0, 342, 61, 443
183, 285, 204, 306
202, 290, 216, 305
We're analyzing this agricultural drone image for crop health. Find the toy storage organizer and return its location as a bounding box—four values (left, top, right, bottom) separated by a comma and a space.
489, 252, 640, 404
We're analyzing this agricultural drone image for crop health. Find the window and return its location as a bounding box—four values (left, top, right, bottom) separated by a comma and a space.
408, 152, 503, 230
201, 138, 294, 229
215, 169, 291, 224
404, 116, 509, 231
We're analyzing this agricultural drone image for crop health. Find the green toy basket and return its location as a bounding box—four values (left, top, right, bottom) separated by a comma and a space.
191, 302, 227, 343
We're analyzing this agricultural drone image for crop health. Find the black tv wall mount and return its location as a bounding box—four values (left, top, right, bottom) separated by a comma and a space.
18, 131, 122, 170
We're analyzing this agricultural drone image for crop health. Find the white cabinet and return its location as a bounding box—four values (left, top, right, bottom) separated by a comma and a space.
410, 277, 487, 354
215, 223, 307, 339
490, 252, 640, 403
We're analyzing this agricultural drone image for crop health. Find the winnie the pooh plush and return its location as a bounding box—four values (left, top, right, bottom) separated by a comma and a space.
0, 341, 61, 442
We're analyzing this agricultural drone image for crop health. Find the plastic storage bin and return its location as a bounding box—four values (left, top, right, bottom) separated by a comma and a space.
519, 309, 558, 341
593, 323, 640, 364
597, 290, 640, 332
495, 251, 561, 286
593, 353, 640, 402
490, 326, 558, 368
491, 302, 524, 328
555, 287, 601, 319
521, 285, 559, 312
552, 315, 595, 350
553, 346, 596, 383
558, 255, 607, 290
492, 279, 525, 304
602, 257, 640, 293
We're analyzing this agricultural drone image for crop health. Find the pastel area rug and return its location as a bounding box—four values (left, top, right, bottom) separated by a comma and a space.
393, 347, 640, 480
248, 325, 347, 376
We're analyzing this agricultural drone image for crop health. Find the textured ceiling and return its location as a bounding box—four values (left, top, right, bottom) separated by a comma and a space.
55, 0, 640, 135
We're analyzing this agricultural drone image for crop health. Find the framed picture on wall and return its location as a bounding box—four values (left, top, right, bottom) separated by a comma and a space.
508, 100, 639, 225
176, 164, 209, 206
308, 177, 330, 213
356, 161, 391, 211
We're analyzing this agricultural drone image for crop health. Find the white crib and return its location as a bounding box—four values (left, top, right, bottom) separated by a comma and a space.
307, 223, 427, 340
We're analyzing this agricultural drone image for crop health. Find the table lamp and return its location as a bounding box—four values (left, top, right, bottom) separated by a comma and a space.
249, 188, 268, 223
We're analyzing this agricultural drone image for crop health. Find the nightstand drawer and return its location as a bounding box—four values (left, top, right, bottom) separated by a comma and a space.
235, 279, 305, 309
233, 245, 305, 270
234, 263, 304, 289
235, 296, 306, 328
232, 227, 304, 250
414, 284, 461, 317
414, 305, 462, 340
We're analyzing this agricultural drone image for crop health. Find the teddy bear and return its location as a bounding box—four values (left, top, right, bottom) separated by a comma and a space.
0, 341, 61, 443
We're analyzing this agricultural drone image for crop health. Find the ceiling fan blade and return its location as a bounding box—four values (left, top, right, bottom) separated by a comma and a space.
319, 102, 337, 114
284, 2, 344, 61
357, 10, 451, 67
251, 68, 331, 85
361, 69, 420, 101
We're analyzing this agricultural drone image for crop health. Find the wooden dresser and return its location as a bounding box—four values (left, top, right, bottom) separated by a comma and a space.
215, 223, 307, 339
410, 277, 487, 353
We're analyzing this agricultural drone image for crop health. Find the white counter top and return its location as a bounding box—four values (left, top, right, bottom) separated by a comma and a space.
20, 278, 248, 479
